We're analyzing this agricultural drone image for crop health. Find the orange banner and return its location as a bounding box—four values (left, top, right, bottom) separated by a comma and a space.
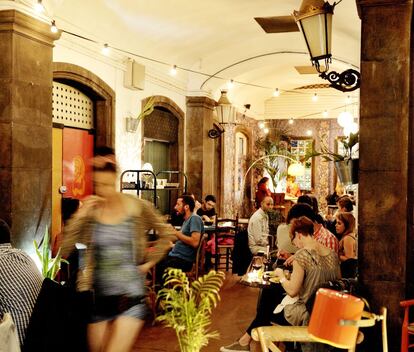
62, 129, 94, 199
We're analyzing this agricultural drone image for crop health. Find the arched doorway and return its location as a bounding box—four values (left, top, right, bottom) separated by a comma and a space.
141, 96, 184, 214
51, 63, 115, 243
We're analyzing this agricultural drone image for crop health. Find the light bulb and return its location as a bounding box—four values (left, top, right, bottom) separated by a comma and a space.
51, 20, 58, 33
170, 65, 177, 76
312, 93, 318, 102
337, 111, 353, 127
343, 122, 359, 136
346, 95, 352, 104
263, 128, 269, 134
306, 130, 313, 136
259, 122, 265, 129
288, 118, 294, 125
102, 44, 110, 56
273, 88, 280, 97
227, 79, 234, 89
34, 0, 44, 13
322, 110, 328, 118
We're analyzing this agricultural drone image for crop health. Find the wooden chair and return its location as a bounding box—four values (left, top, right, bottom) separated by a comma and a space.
214, 216, 238, 271
186, 233, 208, 281
252, 308, 387, 352
400, 299, 414, 351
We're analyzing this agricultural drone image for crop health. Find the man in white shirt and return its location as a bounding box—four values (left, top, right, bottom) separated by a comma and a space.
247, 196, 274, 255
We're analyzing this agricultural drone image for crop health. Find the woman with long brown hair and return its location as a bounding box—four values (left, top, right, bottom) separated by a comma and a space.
62, 146, 175, 352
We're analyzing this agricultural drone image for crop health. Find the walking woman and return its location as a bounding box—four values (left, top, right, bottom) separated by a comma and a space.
61, 146, 175, 352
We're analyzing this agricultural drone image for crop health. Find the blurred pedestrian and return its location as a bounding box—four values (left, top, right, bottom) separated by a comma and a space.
61, 146, 175, 352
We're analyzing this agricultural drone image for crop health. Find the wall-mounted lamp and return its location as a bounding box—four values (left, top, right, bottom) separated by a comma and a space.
293, 0, 360, 92
208, 90, 237, 139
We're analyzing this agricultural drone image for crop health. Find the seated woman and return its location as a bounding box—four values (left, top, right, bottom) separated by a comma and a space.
220, 216, 340, 352
335, 212, 358, 278
286, 175, 301, 198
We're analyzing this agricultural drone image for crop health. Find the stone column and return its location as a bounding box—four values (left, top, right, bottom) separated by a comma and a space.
0, 10, 60, 251
357, 0, 412, 349
185, 96, 216, 200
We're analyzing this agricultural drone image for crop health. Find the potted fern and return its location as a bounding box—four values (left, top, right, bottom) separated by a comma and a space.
156, 268, 225, 352
304, 132, 359, 185
126, 96, 155, 132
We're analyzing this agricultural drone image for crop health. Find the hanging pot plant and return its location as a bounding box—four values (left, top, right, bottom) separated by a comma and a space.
125, 96, 156, 132
304, 132, 359, 185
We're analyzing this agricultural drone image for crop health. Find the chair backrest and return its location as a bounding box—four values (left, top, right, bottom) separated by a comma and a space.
215, 215, 239, 231
189, 233, 208, 280
400, 299, 414, 352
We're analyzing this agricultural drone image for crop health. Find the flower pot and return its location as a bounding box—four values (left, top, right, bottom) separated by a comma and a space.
125, 117, 139, 133
334, 159, 358, 185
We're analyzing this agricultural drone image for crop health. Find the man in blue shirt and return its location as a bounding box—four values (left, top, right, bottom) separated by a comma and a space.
156, 195, 204, 284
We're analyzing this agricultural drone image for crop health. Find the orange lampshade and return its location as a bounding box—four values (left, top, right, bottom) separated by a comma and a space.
308, 288, 364, 349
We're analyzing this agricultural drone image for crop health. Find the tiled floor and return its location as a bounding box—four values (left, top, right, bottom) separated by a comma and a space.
133, 273, 259, 352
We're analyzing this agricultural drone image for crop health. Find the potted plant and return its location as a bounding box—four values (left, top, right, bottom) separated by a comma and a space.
125, 96, 156, 132
304, 132, 359, 185
156, 268, 225, 352
254, 130, 292, 192
33, 227, 68, 280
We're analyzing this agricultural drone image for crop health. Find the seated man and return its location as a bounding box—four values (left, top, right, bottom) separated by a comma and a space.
0, 219, 43, 346
196, 194, 217, 223
157, 195, 204, 282
169, 193, 201, 226
247, 196, 274, 255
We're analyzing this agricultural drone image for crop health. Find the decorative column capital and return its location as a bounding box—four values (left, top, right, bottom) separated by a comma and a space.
186, 96, 216, 111
0, 10, 61, 46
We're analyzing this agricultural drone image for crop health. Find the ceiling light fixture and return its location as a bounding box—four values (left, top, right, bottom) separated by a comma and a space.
170, 65, 177, 76
289, 118, 294, 125
322, 109, 329, 118
102, 43, 110, 56
227, 79, 234, 89
51, 20, 58, 33
259, 122, 265, 129
293, 0, 360, 92
273, 88, 280, 97
312, 93, 318, 102
34, 0, 44, 13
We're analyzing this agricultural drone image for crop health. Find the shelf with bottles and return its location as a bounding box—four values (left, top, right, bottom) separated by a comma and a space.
120, 169, 157, 206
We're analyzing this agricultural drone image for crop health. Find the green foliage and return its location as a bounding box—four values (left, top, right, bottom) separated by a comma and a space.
303, 132, 359, 162
137, 96, 155, 121
156, 269, 226, 352
33, 227, 68, 280
255, 136, 292, 190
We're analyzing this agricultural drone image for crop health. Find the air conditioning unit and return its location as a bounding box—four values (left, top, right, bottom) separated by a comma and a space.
124, 60, 145, 90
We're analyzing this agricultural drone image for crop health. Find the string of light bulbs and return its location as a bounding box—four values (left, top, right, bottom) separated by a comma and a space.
33, 0, 359, 100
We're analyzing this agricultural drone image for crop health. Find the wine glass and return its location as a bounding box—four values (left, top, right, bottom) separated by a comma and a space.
251, 256, 264, 271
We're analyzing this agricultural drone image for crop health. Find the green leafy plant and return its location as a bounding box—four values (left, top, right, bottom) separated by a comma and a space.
304, 132, 359, 162
156, 268, 225, 352
137, 96, 155, 121
255, 135, 292, 190
33, 227, 68, 280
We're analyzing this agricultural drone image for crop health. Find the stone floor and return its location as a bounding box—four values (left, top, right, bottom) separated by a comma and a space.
133, 273, 259, 352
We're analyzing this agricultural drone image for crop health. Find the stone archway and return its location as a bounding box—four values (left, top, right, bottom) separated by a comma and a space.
141, 95, 185, 173
52, 62, 115, 148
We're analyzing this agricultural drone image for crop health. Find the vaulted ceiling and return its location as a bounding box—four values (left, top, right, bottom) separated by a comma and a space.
44, 0, 361, 119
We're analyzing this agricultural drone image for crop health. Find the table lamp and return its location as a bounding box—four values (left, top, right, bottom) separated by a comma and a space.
308, 288, 388, 351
